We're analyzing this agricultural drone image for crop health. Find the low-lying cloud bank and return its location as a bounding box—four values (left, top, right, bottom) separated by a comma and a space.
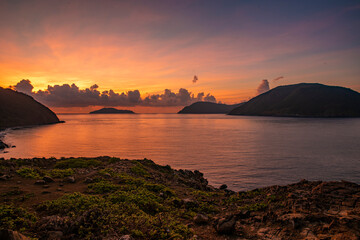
10, 80, 217, 107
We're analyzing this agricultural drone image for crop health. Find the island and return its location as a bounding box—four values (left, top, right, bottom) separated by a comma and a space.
0, 157, 358, 239
0, 88, 61, 130
178, 101, 243, 114
90, 108, 135, 114
229, 83, 360, 117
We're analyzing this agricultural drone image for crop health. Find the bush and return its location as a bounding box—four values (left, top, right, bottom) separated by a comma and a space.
37, 192, 192, 239
108, 188, 164, 214
16, 167, 42, 179
87, 181, 120, 194
48, 168, 74, 178
130, 162, 150, 177
0, 204, 37, 232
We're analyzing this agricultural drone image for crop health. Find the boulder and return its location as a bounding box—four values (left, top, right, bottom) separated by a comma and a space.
43, 176, 55, 183
64, 176, 76, 183
34, 180, 46, 185
194, 213, 209, 225
0, 230, 30, 240
215, 215, 237, 234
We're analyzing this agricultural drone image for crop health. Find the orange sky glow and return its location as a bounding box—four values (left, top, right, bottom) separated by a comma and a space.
0, 1, 359, 113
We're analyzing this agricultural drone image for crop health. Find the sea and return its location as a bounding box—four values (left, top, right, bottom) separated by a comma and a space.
1, 114, 360, 191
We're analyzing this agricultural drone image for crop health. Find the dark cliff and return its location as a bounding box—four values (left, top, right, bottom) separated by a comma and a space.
0, 88, 60, 129
229, 83, 360, 117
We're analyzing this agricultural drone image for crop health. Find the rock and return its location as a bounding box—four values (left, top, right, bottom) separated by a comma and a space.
215, 215, 236, 234
0, 175, 8, 181
47, 231, 63, 240
119, 235, 133, 240
332, 232, 359, 240
34, 180, 46, 185
183, 198, 198, 209
0, 229, 30, 240
64, 176, 75, 183
56, 188, 63, 191
43, 176, 55, 183
84, 177, 94, 183
43, 185, 50, 188
220, 184, 228, 190
194, 213, 209, 225
42, 191, 51, 194
0, 140, 9, 149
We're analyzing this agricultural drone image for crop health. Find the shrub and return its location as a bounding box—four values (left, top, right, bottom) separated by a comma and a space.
108, 188, 164, 214
130, 162, 150, 177
16, 167, 42, 179
0, 204, 37, 232
48, 168, 74, 178
87, 181, 120, 194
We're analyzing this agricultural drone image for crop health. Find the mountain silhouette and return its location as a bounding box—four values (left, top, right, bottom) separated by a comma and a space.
178, 102, 243, 114
0, 87, 60, 129
229, 83, 360, 117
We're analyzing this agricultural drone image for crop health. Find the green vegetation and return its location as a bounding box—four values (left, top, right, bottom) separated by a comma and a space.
37, 192, 192, 239
54, 158, 102, 169
16, 167, 42, 179
48, 168, 74, 178
87, 181, 120, 194
130, 162, 150, 177
238, 202, 268, 212
0, 204, 37, 233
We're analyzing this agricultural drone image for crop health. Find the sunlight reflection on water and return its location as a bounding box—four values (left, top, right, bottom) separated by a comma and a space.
2, 114, 360, 191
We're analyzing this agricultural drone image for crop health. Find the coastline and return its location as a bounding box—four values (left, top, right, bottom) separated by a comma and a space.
0, 157, 359, 239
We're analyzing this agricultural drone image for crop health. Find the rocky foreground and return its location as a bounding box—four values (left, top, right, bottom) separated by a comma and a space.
0, 157, 359, 240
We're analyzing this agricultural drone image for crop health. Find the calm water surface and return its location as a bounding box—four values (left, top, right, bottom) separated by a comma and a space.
1, 114, 360, 191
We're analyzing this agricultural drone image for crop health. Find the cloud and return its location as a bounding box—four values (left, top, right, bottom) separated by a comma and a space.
192, 75, 198, 83
11, 79, 33, 94
10, 80, 216, 107
272, 76, 284, 82
257, 79, 270, 95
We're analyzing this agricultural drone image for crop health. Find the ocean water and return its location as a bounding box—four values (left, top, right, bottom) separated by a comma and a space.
1, 114, 360, 191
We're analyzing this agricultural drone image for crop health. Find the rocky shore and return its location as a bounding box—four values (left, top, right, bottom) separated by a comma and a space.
0, 157, 359, 239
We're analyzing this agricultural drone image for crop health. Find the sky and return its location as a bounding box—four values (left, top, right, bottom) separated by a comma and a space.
1, 0, 360, 113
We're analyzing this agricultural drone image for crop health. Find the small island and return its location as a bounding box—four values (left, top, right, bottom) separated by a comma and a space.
89, 108, 135, 114
178, 102, 243, 114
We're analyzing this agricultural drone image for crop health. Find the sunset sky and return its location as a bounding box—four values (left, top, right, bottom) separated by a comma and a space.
1, 0, 359, 113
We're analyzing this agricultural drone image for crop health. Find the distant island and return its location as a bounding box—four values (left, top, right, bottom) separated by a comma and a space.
0, 87, 61, 130
178, 101, 243, 114
229, 83, 360, 117
89, 108, 135, 114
